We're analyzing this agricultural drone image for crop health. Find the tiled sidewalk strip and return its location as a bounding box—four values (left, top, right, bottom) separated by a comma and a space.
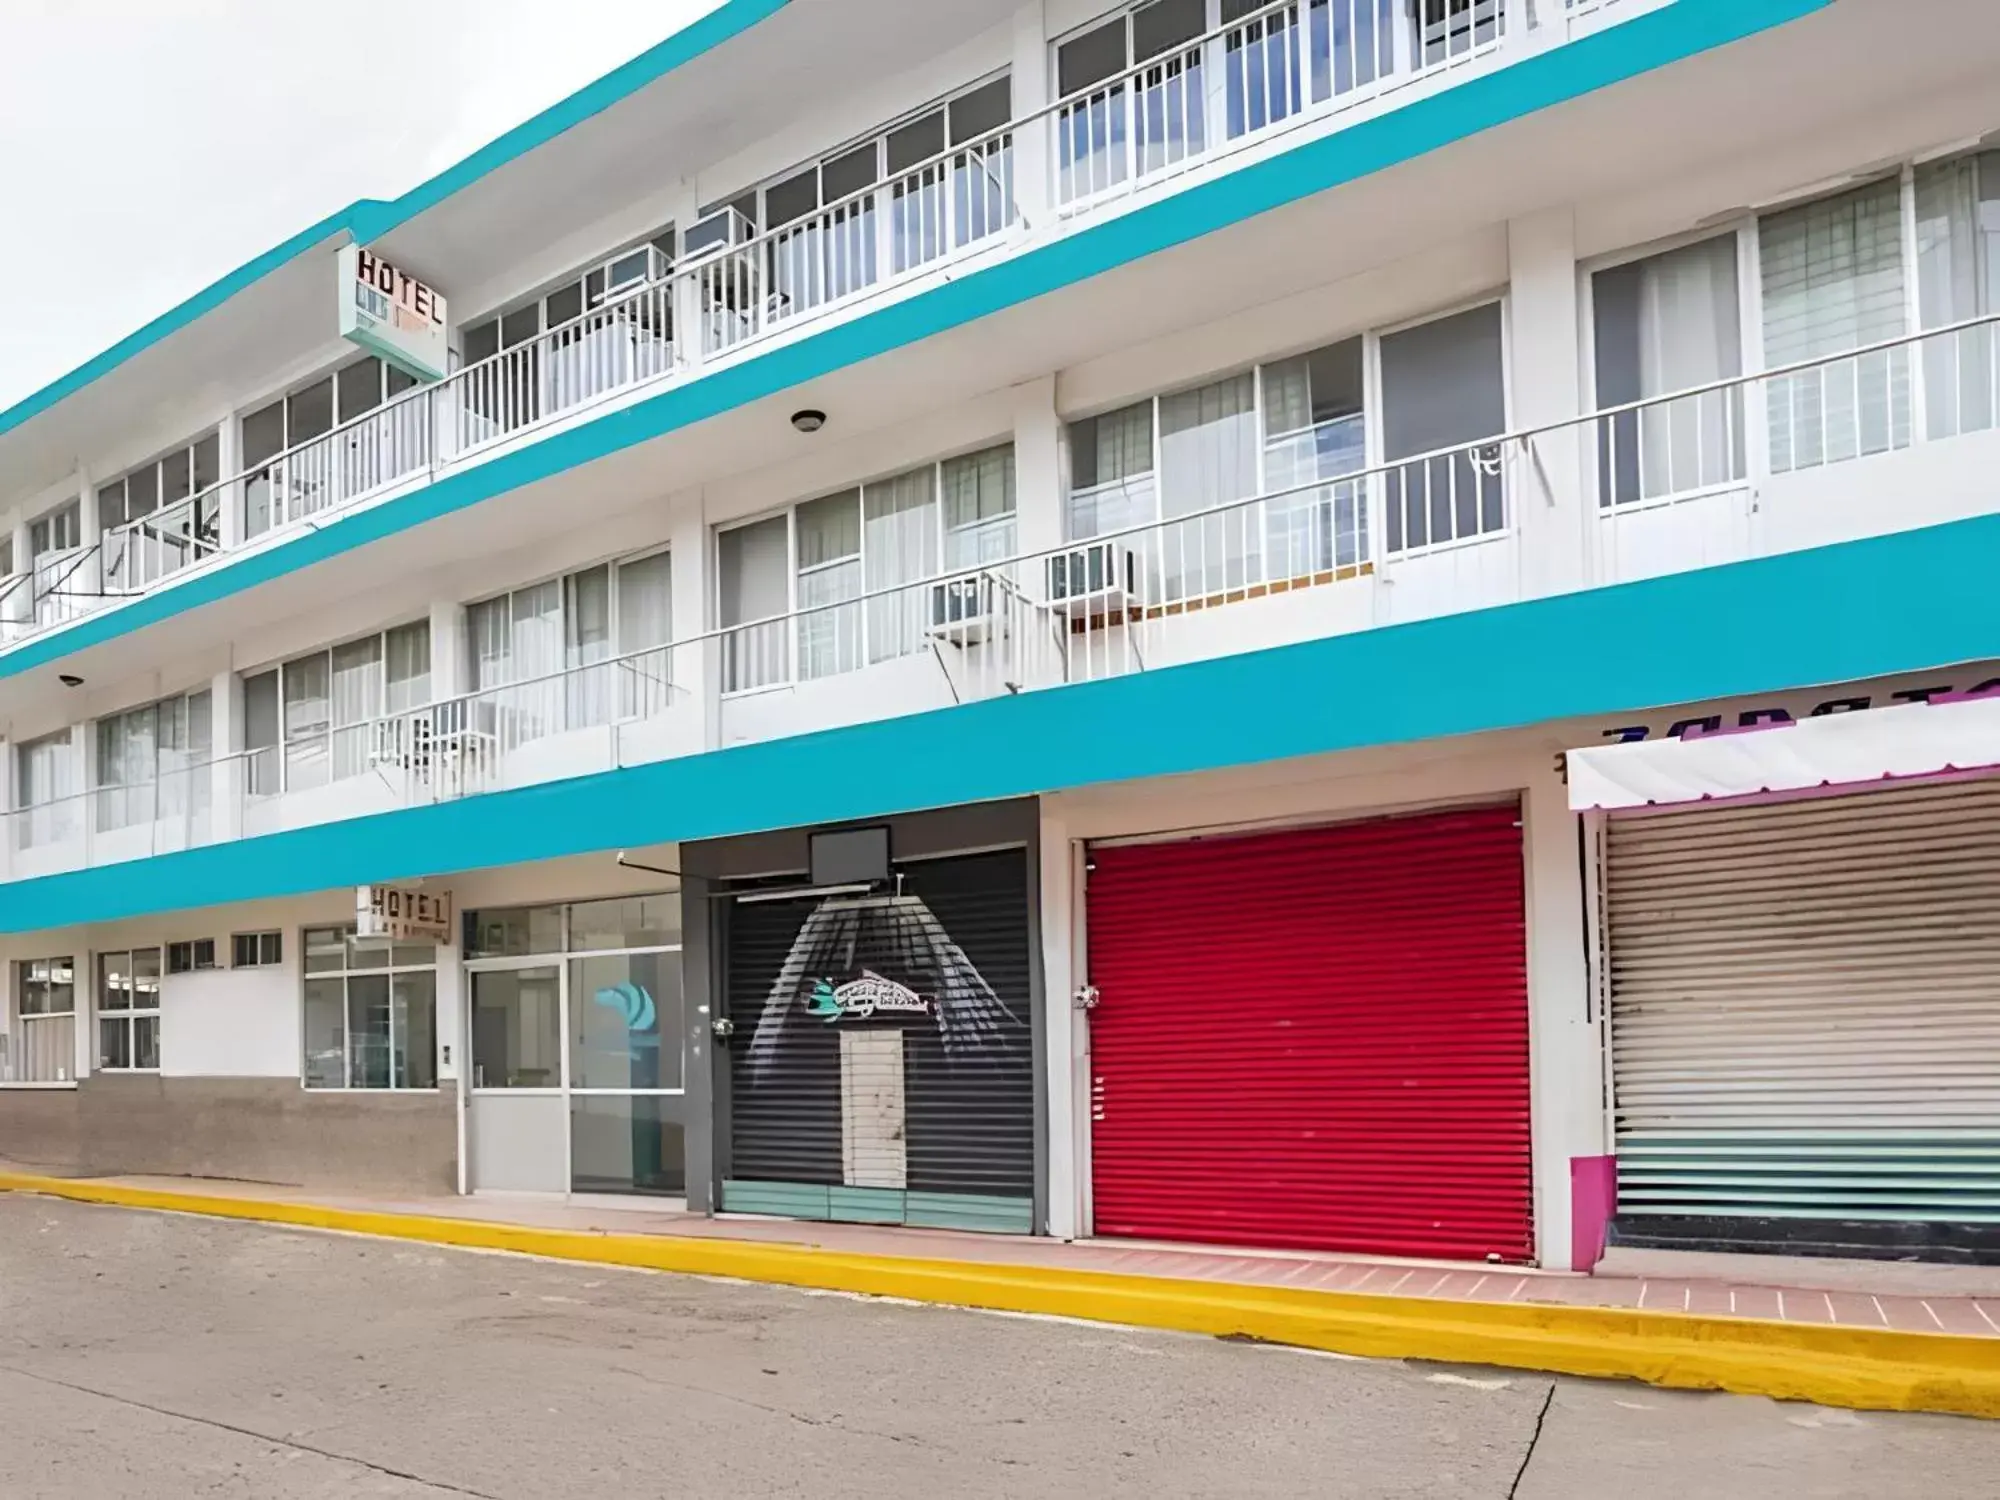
4, 1171, 1996, 1421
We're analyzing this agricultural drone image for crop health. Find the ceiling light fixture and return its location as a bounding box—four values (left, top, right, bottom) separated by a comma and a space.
790, 408, 826, 434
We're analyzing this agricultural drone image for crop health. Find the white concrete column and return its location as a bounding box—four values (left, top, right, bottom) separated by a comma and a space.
667, 494, 715, 751
1522, 756, 1603, 1272
4, 516, 28, 629
428, 599, 468, 701
0, 738, 14, 885
74, 469, 102, 598
209, 669, 243, 844
1507, 208, 1588, 601
435, 920, 463, 1089
1038, 805, 1084, 1239
1011, 1, 1053, 231
1012, 375, 1064, 556
73, 935, 93, 1082
217, 412, 245, 552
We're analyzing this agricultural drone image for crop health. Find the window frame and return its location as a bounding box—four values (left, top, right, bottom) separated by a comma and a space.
460, 225, 678, 368
166, 938, 217, 975
462, 546, 675, 695
96, 431, 223, 536
28, 502, 80, 560
95, 947, 163, 1073
695, 69, 1013, 243
712, 441, 1018, 692
12, 728, 82, 851
299, 925, 440, 1093
232, 931, 284, 969
92, 687, 215, 833
241, 620, 433, 797
463, 895, 685, 1098
8, 956, 76, 1086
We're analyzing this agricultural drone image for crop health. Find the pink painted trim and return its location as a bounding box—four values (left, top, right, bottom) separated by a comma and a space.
1571, 1155, 1616, 1273
1598, 763, 2000, 818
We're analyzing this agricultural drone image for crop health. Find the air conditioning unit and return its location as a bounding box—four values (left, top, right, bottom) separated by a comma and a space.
681, 206, 757, 263
1046, 541, 1136, 617
928, 572, 1004, 645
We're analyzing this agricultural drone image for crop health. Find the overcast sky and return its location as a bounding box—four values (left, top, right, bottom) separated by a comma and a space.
0, 0, 725, 408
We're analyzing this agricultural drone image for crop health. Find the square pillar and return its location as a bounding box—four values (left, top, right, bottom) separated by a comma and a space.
209, 669, 243, 845
216, 413, 245, 553
1507, 208, 1588, 600
1523, 762, 1603, 1271
1039, 806, 1084, 1239
1012, 375, 1064, 556
74, 469, 102, 600
1011, 2, 1053, 231
428, 599, 468, 701
668, 496, 715, 751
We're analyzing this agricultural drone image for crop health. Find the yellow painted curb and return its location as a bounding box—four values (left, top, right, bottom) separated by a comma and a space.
5, 1171, 1995, 1420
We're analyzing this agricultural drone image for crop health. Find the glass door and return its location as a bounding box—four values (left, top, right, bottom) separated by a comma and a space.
466, 964, 565, 1192
462, 896, 688, 1199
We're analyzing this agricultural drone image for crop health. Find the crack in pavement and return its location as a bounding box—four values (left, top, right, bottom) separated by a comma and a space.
0, 1362, 500, 1498
1506, 1379, 1557, 1500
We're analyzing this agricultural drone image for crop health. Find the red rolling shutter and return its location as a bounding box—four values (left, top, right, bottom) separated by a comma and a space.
1086, 804, 1533, 1261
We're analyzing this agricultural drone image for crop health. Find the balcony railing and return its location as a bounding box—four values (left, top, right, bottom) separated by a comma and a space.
0, 0, 1641, 657
9, 310, 2000, 879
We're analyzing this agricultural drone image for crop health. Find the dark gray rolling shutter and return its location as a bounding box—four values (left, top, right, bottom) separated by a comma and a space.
722, 848, 1035, 1232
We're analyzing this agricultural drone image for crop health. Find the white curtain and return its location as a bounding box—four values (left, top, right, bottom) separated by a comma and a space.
509, 581, 563, 742
863, 467, 939, 664
1915, 151, 2000, 438
384, 623, 431, 714
616, 552, 673, 719
565, 565, 614, 728
1159, 373, 1259, 597
466, 597, 511, 693
1636, 235, 1743, 496
283, 654, 332, 791
718, 517, 790, 692
1761, 179, 1910, 470
796, 492, 863, 680
330, 637, 383, 782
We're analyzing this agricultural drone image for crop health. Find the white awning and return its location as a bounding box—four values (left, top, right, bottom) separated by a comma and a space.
1566, 693, 2000, 812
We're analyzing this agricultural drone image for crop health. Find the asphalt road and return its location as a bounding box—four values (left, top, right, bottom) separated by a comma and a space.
0, 1197, 1989, 1498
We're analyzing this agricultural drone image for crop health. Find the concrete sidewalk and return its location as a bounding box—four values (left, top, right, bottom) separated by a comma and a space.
3, 1164, 1995, 1421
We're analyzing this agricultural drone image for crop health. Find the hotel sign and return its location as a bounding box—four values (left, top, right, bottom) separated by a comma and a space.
337, 244, 448, 382
356, 884, 454, 943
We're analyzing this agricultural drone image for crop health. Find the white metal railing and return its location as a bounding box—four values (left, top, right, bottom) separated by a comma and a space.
0, 0, 1598, 656
14, 314, 2000, 879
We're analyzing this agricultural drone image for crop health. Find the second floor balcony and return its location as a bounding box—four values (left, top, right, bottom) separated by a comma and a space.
8, 308, 2000, 886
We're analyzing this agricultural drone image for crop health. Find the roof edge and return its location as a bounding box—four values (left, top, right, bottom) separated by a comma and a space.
0, 0, 790, 445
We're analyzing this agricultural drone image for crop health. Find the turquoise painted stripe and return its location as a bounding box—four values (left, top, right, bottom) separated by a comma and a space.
0, 0, 1829, 683
4, 500, 1996, 934
0, 0, 791, 441
903, 1193, 1035, 1235
719, 1180, 832, 1219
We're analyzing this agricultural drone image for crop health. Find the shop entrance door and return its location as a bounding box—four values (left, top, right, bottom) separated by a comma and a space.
462, 895, 688, 1197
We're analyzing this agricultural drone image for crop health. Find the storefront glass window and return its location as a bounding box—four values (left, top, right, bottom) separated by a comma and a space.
463, 904, 564, 959
469, 966, 562, 1088
300, 925, 438, 1090
568, 951, 681, 1090
568, 894, 680, 952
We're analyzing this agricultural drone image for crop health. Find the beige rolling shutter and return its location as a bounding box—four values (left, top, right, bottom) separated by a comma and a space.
1607, 778, 2000, 1226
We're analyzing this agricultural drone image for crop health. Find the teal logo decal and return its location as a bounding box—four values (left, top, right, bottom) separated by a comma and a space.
593, 981, 656, 1034
803, 971, 931, 1023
